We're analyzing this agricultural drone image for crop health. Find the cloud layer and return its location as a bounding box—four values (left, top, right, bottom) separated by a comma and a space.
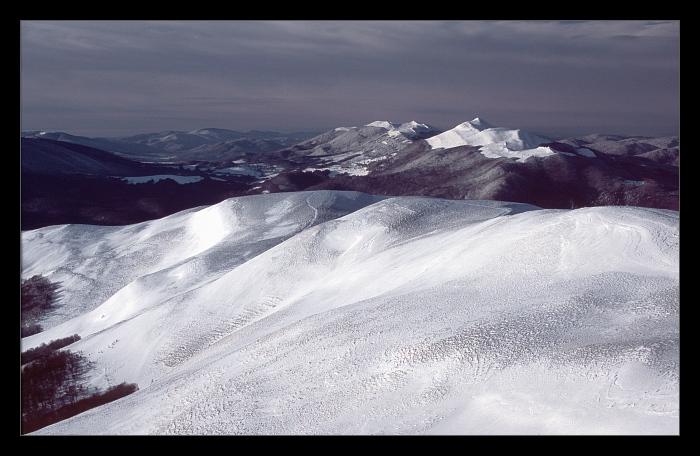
20, 20, 680, 138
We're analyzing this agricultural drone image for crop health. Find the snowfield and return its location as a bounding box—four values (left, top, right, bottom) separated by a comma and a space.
20, 190, 679, 435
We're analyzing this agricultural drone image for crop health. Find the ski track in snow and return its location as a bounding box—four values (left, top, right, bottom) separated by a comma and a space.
20, 190, 679, 435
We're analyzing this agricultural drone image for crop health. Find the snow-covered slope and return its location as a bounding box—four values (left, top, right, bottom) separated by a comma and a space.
290, 120, 440, 177
21, 190, 678, 435
426, 118, 555, 162
365, 120, 441, 139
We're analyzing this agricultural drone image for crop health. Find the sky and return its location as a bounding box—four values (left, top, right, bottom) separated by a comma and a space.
20, 20, 680, 139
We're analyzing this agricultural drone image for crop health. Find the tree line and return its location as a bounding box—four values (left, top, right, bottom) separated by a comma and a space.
21, 275, 138, 434
21, 334, 82, 365
21, 337, 139, 434
21, 274, 58, 337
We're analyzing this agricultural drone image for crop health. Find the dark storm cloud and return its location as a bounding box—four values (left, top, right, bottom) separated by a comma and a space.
20, 20, 680, 138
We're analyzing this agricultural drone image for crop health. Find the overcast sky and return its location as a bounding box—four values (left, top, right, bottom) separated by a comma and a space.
20, 20, 680, 138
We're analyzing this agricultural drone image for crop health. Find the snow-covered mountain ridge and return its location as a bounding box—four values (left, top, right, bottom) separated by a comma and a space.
21, 117, 679, 231
21, 190, 679, 434
426, 118, 557, 162
365, 120, 441, 139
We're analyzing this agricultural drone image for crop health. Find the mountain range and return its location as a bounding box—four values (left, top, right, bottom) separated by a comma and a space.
21, 118, 679, 230
20, 118, 680, 434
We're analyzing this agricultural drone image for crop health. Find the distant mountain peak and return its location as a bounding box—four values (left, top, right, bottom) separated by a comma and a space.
365, 120, 397, 130
426, 118, 551, 161
453, 117, 496, 133
363, 120, 440, 139
467, 117, 495, 129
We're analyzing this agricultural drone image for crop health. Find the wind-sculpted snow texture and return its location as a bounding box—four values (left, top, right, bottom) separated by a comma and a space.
21, 191, 679, 435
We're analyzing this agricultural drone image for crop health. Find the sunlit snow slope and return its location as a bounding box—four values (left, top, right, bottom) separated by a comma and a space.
426, 117, 555, 162
21, 190, 679, 435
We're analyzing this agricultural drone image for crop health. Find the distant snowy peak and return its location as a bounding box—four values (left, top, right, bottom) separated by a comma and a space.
365, 120, 441, 139
426, 117, 545, 150
365, 120, 397, 130
447, 117, 498, 136
426, 117, 556, 162
398, 121, 441, 138
465, 117, 495, 130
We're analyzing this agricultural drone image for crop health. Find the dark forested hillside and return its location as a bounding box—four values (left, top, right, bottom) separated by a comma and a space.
20, 138, 254, 230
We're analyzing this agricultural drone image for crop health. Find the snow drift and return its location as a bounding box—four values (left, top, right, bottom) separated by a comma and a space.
21, 190, 679, 435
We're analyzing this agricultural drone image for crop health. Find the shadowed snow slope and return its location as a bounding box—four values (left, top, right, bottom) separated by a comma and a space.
21, 190, 679, 435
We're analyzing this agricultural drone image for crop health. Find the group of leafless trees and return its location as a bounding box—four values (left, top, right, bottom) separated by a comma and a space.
21, 275, 138, 434
21, 275, 57, 337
